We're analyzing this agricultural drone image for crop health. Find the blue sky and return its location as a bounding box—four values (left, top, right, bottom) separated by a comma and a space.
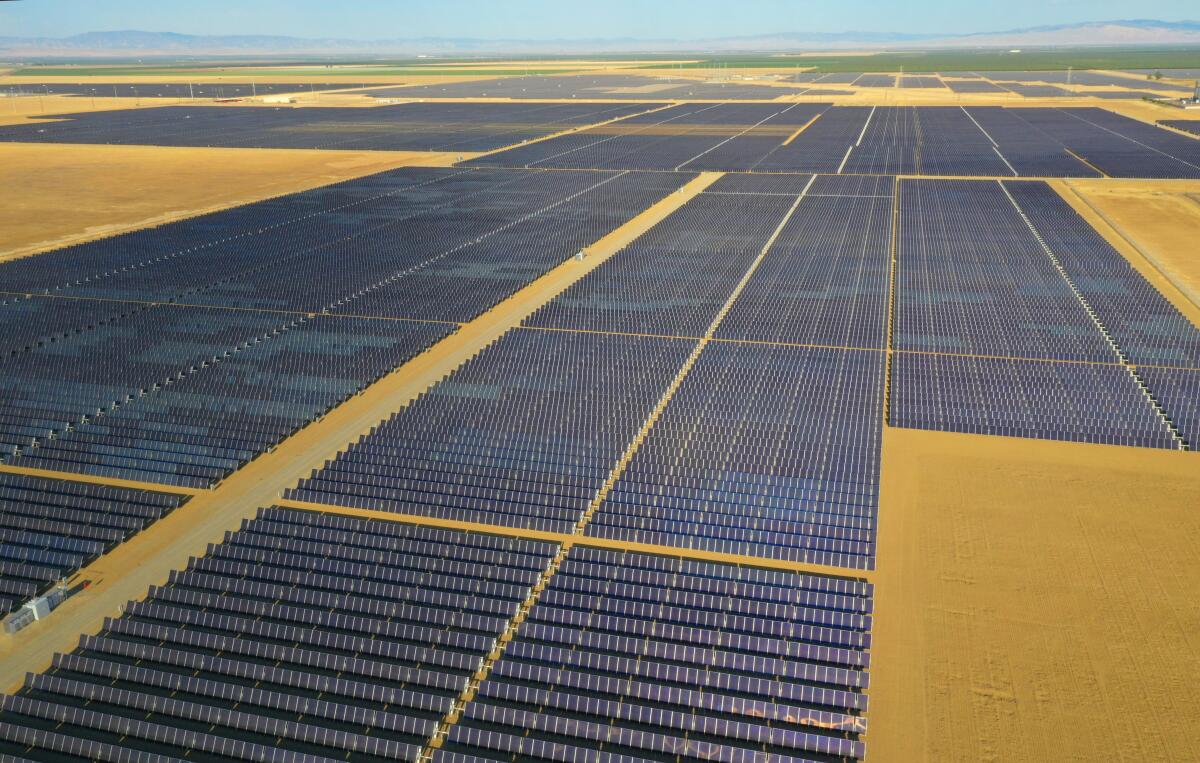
1, 0, 1196, 39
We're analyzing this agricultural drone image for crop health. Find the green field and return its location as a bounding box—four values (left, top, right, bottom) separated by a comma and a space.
656, 47, 1200, 72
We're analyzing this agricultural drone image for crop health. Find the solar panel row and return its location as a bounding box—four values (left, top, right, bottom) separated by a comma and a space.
890, 354, 1177, 448
361, 74, 795, 101
1004, 181, 1200, 368
0, 507, 560, 762
715, 184, 892, 348
7, 315, 451, 487
1160, 120, 1200, 137
0, 473, 187, 613
438, 545, 872, 763
961, 107, 1099, 177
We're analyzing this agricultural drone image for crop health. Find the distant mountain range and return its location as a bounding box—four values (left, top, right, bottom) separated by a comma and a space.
2, 20, 1200, 57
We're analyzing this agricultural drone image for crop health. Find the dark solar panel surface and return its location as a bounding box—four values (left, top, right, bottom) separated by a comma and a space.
896, 179, 1116, 361
1, 82, 354, 98
0, 506, 559, 762
287, 329, 695, 533
6, 314, 452, 487
1, 167, 693, 486
0, 101, 660, 151
1160, 120, 1200, 137
890, 353, 1176, 448
1004, 180, 1200, 367
467, 105, 1200, 178
945, 79, 1007, 93
360, 74, 797, 100
962, 107, 1098, 177
524, 189, 797, 337
1137, 367, 1200, 447
0, 474, 187, 613
1008, 107, 1200, 178
467, 103, 831, 172
587, 342, 885, 569
439, 545, 872, 763
979, 71, 1192, 92
716, 181, 892, 348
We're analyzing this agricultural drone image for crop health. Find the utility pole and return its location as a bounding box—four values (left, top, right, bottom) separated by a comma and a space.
1067, 66, 1073, 86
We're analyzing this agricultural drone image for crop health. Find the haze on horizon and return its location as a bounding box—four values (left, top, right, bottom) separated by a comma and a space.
2, 0, 1199, 41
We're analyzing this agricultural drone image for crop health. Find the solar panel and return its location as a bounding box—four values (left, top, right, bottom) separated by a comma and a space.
0, 506, 559, 761
437, 545, 871, 763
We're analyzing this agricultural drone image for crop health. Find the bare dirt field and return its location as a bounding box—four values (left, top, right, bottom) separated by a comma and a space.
0, 142, 467, 261
1061, 179, 1200, 312
870, 426, 1200, 762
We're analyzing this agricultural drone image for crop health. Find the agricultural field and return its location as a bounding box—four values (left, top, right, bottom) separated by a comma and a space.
0, 52, 1198, 763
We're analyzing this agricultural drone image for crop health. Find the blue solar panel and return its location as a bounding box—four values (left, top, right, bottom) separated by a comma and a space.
288, 329, 695, 532
0, 506, 559, 761
587, 342, 885, 569
437, 545, 872, 763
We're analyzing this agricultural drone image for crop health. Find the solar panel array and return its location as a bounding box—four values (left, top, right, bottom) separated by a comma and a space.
4, 85, 1200, 763
7, 314, 451, 487
468, 103, 831, 172
360, 74, 800, 100
896, 179, 1116, 361
524, 187, 799, 337
891, 178, 1200, 449
0, 101, 661, 152
0, 473, 187, 613
471, 105, 1200, 178
288, 329, 696, 532
716, 176, 892, 348
1160, 120, 1200, 137
439, 546, 873, 763
1, 167, 692, 487
1006, 108, 1200, 178
891, 353, 1175, 448
1, 82, 354, 99
0, 507, 559, 762
589, 342, 885, 569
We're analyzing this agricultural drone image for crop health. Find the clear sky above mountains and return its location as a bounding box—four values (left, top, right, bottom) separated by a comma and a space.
2, 0, 1197, 40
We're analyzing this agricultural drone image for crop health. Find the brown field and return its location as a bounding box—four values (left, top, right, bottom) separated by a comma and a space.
0, 143, 469, 261
870, 426, 1200, 762
1061, 179, 1200, 311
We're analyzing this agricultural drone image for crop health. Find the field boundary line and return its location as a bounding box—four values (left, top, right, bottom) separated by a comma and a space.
1057, 180, 1200, 324
782, 112, 822, 145
884, 176, 901, 425
273, 498, 867, 578
1064, 148, 1109, 178
0, 464, 205, 496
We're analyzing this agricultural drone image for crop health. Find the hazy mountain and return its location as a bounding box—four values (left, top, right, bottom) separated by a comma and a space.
0, 20, 1199, 57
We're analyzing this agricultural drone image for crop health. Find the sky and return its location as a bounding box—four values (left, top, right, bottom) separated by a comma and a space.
0, 0, 1197, 40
